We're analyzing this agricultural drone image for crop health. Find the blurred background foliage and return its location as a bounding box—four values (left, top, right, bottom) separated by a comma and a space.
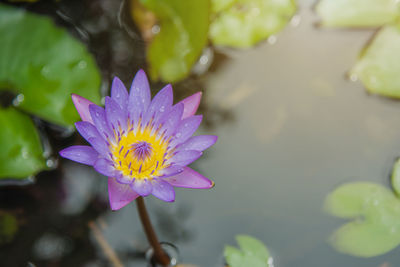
209, 0, 296, 48
131, 0, 296, 82
316, 0, 400, 98
0, 212, 18, 244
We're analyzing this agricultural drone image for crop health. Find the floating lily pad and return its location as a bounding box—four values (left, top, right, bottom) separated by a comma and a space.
210, 0, 296, 48
350, 24, 400, 98
392, 158, 400, 197
0, 4, 101, 127
224, 235, 270, 267
325, 182, 400, 257
138, 0, 209, 82
315, 0, 400, 28
0, 107, 46, 180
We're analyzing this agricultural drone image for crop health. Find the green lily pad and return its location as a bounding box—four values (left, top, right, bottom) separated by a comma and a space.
138, 0, 209, 82
224, 235, 270, 267
0, 107, 46, 180
0, 4, 101, 127
350, 24, 400, 98
325, 182, 400, 257
391, 158, 400, 197
209, 0, 296, 48
315, 0, 400, 28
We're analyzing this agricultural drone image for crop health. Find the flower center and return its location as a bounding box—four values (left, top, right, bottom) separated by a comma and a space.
110, 123, 170, 180
131, 141, 153, 161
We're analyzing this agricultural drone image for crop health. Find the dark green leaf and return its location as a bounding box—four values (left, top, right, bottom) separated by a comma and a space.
0, 4, 101, 126
0, 107, 46, 179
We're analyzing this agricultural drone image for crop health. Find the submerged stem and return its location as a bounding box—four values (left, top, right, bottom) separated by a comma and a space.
136, 197, 170, 266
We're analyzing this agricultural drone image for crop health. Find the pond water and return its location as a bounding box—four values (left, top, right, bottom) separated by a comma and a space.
2, 0, 400, 266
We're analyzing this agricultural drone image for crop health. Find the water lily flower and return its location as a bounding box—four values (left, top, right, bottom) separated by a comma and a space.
60, 70, 217, 210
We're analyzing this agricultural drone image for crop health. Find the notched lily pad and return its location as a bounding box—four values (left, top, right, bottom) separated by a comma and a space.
325, 182, 400, 257
315, 0, 400, 28
210, 0, 296, 48
350, 24, 400, 98
224, 235, 271, 267
0, 107, 46, 180
136, 0, 210, 82
0, 3, 101, 127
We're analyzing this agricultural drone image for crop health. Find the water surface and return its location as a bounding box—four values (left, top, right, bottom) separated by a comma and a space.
2, 1, 400, 266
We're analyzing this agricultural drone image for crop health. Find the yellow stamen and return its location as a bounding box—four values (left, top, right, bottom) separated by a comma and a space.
110, 123, 169, 181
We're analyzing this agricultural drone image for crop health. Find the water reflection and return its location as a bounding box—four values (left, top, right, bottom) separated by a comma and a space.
153, 202, 194, 243
0, 169, 108, 266
33, 232, 73, 260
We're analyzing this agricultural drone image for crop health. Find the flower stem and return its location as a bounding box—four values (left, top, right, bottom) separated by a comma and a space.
136, 197, 171, 266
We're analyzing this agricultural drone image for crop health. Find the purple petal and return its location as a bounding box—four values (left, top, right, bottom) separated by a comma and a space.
94, 158, 121, 178
168, 150, 202, 166
71, 94, 94, 123
170, 115, 203, 148
108, 178, 139, 210
59, 146, 98, 165
151, 179, 175, 202
143, 84, 173, 126
177, 135, 218, 152
128, 69, 151, 120
164, 167, 214, 189
111, 77, 128, 111
105, 96, 127, 131
116, 175, 134, 185
131, 179, 153, 196
158, 103, 184, 137
75, 121, 102, 142
87, 137, 109, 157
178, 92, 202, 119
89, 104, 113, 141
158, 165, 184, 177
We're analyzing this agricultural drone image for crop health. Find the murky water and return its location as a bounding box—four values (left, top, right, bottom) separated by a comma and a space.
2, 0, 400, 266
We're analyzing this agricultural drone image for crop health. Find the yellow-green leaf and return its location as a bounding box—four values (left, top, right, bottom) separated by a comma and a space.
210, 0, 296, 48
325, 182, 400, 257
224, 235, 270, 267
391, 158, 400, 197
351, 24, 400, 98
138, 0, 210, 82
315, 0, 400, 28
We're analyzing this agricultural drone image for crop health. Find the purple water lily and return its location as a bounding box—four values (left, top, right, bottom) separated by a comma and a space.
60, 70, 217, 210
